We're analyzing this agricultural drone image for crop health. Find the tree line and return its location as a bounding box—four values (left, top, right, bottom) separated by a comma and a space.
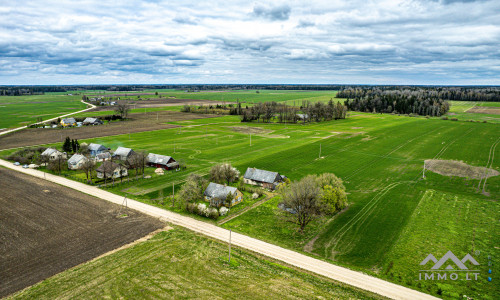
339, 88, 451, 116
241, 100, 347, 123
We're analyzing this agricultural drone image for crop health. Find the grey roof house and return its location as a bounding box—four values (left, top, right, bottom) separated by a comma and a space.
243, 167, 283, 190
82, 117, 103, 125
88, 143, 108, 156
95, 152, 112, 162
204, 183, 243, 207
60, 117, 77, 126
41, 148, 67, 160
67, 154, 88, 170
96, 161, 128, 179
112, 146, 136, 160
147, 153, 178, 170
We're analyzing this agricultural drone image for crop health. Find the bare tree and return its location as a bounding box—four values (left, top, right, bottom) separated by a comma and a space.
210, 163, 239, 184
115, 101, 131, 119
81, 156, 96, 184
280, 175, 324, 232
178, 173, 209, 204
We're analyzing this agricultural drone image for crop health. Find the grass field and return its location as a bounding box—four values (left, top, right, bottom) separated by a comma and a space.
447, 101, 500, 123
8, 227, 383, 300
0, 95, 87, 129
85, 89, 341, 104
2, 97, 498, 299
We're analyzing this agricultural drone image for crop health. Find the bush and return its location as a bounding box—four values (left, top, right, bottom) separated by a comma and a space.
451, 118, 458, 121
252, 193, 259, 199
483, 120, 487, 123
208, 208, 219, 219
219, 206, 229, 216
197, 203, 208, 217
441, 116, 448, 120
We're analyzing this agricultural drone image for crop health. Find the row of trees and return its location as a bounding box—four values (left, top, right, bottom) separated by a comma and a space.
241, 100, 347, 123
338, 86, 500, 102
339, 88, 450, 116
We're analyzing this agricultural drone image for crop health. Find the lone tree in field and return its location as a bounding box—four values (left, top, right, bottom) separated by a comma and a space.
280, 175, 324, 232
115, 101, 131, 119
178, 173, 208, 204
209, 163, 240, 184
280, 173, 348, 232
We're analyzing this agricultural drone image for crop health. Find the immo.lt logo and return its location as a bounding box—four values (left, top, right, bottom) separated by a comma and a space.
418, 251, 480, 281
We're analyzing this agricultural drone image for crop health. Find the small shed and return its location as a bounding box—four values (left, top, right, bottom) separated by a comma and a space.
243, 167, 283, 190
147, 153, 178, 170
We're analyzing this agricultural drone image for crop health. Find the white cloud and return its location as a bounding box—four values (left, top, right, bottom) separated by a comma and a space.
0, 0, 498, 84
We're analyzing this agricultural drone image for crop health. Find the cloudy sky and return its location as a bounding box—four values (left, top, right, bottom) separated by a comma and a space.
1, 0, 499, 85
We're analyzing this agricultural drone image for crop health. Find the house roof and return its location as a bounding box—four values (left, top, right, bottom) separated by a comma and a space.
204, 183, 238, 200
113, 146, 134, 157
41, 148, 60, 156
96, 161, 121, 175
68, 154, 87, 165
95, 152, 111, 160
88, 143, 106, 151
61, 117, 76, 124
147, 153, 174, 165
243, 167, 280, 184
83, 117, 101, 124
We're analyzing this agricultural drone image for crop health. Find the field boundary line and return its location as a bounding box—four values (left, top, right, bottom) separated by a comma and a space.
0, 158, 437, 300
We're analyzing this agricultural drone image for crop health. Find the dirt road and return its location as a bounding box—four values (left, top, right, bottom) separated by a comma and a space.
0, 158, 437, 300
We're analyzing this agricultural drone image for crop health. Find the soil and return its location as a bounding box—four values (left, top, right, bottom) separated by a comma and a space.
425, 159, 499, 179
467, 107, 500, 115
90, 98, 225, 111
0, 168, 164, 297
0, 111, 216, 150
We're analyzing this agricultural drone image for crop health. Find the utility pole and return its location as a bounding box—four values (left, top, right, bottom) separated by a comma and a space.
172, 182, 175, 207
174, 142, 176, 153
250, 133, 252, 146
319, 143, 322, 158
422, 162, 426, 179
228, 229, 232, 263
157, 111, 158, 121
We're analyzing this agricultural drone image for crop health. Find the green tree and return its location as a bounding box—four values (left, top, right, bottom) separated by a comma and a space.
62, 137, 72, 153
178, 173, 208, 204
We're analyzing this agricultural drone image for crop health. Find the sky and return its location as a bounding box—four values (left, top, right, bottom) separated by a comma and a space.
0, 0, 499, 85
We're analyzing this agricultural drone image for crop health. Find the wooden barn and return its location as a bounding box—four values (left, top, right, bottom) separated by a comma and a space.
147, 153, 179, 170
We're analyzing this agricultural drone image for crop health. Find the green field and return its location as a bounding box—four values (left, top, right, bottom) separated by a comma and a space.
49, 110, 497, 299
0, 94, 87, 129
86, 89, 340, 104
447, 101, 500, 123
3, 97, 499, 299
8, 227, 382, 299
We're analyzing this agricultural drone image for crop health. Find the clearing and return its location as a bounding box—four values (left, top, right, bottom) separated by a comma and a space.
0, 168, 164, 297
424, 159, 499, 179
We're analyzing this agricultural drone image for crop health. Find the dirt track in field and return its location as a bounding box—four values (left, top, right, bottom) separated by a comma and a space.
0, 111, 216, 150
0, 168, 164, 297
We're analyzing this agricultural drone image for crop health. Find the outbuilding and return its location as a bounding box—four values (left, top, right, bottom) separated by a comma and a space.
204, 182, 243, 207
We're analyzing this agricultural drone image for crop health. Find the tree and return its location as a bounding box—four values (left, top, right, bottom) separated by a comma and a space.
280, 175, 324, 232
48, 155, 67, 175
115, 101, 131, 119
224, 191, 234, 208
178, 173, 208, 204
62, 137, 72, 153
209, 163, 239, 184
320, 185, 347, 215
81, 157, 95, 184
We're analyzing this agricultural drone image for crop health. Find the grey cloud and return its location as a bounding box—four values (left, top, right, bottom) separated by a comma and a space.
253, 4, 291, 21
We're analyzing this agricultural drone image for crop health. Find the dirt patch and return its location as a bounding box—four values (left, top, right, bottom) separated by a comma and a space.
0, 168, 164, 297
467, 107, 500, 115
351, 127, 364, 129
228, 126, 288, 138
0, 111, 217, 150
425, 159, 499, 179
90, 98, 225, 112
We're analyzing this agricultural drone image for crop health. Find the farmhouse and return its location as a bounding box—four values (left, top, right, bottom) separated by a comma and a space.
67, 154, 88, 170
147, 153, 179, 170
204, 182, 243, 207
96, 161, 128, 179
41, 148, 67, 161
243, 167, 283, 190
82, 117, 103, 126
112, 146, 136, 161
60, 117, 76, 127
95, 152, 111, 162
88, 143, 108, 157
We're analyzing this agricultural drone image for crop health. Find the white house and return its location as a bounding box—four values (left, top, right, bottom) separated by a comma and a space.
40, 148, 67, 161
67, 154, 88, 170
